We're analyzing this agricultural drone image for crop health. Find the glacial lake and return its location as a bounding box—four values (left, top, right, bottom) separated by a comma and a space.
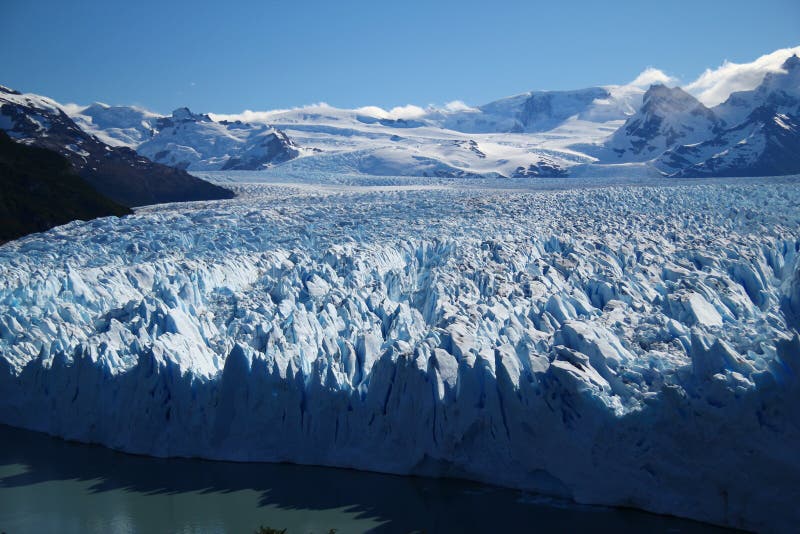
0, 424, 732, 533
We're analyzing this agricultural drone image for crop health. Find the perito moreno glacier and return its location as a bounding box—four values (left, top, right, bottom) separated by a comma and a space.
0, 173, 798, 531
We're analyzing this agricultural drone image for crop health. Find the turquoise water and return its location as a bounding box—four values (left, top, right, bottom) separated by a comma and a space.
0, 425, 731, 533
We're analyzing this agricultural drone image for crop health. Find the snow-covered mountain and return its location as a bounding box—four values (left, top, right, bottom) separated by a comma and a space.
714, 54, 800, 125
71, 104, 300, 171
427, 84, 642, 134
208, 104, 587, 178
71, 102, 159, 146
62, 76, 661, 179
659, 108, 800, 177
7, 48, 800, 180
0, 86, 233, 207
657, 54, 800, 177
597, 85, 721, 162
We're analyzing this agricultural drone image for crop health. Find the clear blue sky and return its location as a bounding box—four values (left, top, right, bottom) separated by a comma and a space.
2, 0, 798, 113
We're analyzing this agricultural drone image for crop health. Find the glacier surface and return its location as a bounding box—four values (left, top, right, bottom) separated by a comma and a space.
1, 174, 799, 531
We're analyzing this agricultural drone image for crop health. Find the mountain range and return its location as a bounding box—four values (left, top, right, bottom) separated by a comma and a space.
72, 104, 300, 171
0, 86, 234, 207
2, 49, 799, 184
659, 54, 800, 177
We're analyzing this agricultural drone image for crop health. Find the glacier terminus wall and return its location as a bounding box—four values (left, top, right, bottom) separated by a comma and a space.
1, 174, 799, 532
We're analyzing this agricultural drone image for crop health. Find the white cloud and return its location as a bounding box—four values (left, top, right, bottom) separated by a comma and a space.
209, 103, 333, 123
209, 109, 284, 123
356, 101, 477, 118
60, 102, 88, 116
210, 101, 428, 123
684, 46, 800, 106
384, 104, 426, 120
442, 100, 478, 113
628, 67, 678, 89
354, 105, 390, 118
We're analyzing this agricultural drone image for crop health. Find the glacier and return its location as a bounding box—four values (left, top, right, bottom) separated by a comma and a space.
1, 174, 799, 531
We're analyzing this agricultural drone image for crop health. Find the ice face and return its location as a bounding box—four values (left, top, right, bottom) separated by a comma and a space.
0, 175, 799, 531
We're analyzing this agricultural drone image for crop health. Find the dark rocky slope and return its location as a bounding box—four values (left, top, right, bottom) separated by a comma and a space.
0, 130, 131, 243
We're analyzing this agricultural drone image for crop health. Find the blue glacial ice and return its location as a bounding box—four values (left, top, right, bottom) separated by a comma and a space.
1, 175, 799, 531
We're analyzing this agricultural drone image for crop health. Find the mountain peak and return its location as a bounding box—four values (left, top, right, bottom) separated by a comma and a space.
602, 83, 718, 162
644, 83, 669, 93
0, 85, 21, 96
640, 84, 709, 117
782, 54, 800, 71
172, 107, 197, 121
643, 84, 694, 103
170, 107, 212, 122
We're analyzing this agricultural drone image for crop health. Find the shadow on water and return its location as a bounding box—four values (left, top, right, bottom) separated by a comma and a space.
0, 424, 734, 533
